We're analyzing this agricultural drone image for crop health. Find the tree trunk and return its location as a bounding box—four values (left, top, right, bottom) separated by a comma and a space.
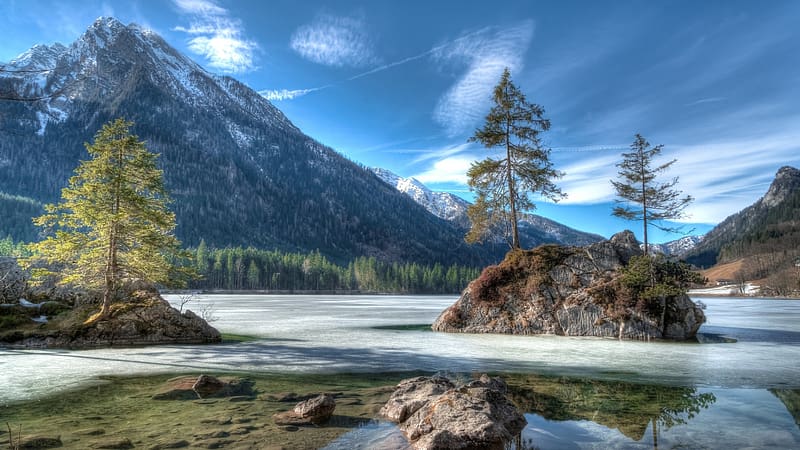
640, 148, 649, 256
505, 83, 519, 249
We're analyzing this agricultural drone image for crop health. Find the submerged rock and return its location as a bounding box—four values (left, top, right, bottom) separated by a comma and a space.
432, 231, 705, 341
381, 374, 526, 450
273, 393, 337, 425
152, 375, 254, 400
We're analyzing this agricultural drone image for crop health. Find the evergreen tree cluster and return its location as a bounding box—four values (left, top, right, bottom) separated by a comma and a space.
190, 242, 480, 294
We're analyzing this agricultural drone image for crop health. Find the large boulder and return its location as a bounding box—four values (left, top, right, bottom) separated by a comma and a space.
379, 376, 456, 422
432, 231, 705, 341
381, 375, 526, 450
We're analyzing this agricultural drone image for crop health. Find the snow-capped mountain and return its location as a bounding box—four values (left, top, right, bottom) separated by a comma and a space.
371, 168, 603, 247
646, 235, 703, 256
1, 17, 297, 138
372, 168, 469, 222
0, 17, 493, 266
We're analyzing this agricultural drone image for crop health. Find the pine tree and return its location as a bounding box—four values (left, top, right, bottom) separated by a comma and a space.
611, 134, 694, 254
466, 68, 565, 249
25, 118, 194, 319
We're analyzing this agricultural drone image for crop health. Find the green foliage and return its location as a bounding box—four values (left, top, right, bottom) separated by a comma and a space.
611, 134, 693, 253
620, 255, 704, 307
466, 68, 565, 249
190, 246, 480, 294
0, 235, 28, 257
24, 119, 196, 316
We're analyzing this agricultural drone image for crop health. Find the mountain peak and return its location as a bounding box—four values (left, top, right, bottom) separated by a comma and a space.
763, 166, 800, 207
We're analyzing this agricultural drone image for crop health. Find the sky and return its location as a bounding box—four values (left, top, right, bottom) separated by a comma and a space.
2, 0, 799, 243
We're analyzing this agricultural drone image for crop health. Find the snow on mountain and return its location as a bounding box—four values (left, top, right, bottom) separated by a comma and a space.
371, 167, 603, 246
647, 235, 703, 256
1, 17, 296, 139
371, 168, 469, 222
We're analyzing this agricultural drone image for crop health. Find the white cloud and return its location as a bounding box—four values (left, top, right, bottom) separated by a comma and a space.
413, 156, 476, 185
290, 13, 378, 68
433, 20, 535, 137
172, 0, 257, 73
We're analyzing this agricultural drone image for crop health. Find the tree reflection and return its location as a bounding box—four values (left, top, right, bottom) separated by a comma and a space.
505, 374, 716, 447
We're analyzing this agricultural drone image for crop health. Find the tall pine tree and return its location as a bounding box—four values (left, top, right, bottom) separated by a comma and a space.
466, 68, 565, 249
611, 134, 693, 254
25, 119, 194, 319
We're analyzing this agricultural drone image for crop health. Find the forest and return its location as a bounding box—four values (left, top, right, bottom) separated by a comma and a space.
189, 242, 480, 294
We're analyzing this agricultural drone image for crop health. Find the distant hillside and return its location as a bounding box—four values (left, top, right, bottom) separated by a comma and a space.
372, 168, 603, 248
684, 166, 800, 295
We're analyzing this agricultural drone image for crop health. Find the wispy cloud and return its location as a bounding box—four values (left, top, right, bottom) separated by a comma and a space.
433, 20, 535, 137
685, 97, 726, 106
290, 13, 379, 68
172, 0, 257, 73
551, 127, 800, 224
258, 86, 329, 101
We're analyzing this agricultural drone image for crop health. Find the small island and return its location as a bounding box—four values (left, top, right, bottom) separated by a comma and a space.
433, 230, 706, 341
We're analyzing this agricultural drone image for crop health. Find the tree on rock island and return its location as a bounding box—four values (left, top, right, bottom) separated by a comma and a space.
466, 68, 565, 250
611, 134, 693, 254
25, 118, 194, 321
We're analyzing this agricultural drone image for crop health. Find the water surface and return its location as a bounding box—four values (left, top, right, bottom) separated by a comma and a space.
2, 295, 799, 448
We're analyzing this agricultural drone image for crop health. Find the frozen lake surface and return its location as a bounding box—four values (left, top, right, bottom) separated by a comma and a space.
2, 295, 799, 404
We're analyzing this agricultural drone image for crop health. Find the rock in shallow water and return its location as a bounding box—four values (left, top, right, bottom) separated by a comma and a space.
381, 374, 526, 450
273, 393, 336, 425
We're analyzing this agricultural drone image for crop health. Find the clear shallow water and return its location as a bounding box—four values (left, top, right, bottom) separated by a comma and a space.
1, 295, 799, 404
2, 294, 799, 448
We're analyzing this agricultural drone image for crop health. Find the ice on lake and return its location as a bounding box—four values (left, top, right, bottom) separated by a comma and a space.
2, 295, 800, 404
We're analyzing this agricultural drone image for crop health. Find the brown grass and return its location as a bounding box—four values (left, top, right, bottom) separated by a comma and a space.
700, 259, 743, 285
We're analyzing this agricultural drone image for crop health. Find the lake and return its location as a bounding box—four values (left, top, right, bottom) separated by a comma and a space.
2, 294, 799, 448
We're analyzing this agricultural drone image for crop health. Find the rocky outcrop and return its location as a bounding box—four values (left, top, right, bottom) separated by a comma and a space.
2, 289, 221, 348
273, 394, 336, 425
381, 375, 526, 450
432, 231, 705, 341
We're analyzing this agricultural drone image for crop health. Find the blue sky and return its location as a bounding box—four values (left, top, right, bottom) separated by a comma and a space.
2, 0, 799, 243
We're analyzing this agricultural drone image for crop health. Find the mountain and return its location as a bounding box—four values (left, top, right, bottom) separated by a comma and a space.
371, 168, 604, 247
0, 17, 492, 266
684, 166, 800, 273
647, 235, 703, 256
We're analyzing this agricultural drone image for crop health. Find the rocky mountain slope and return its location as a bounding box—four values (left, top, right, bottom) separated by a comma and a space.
371, 167, 603, 247
684, 166, 800, 269
0, 17, 489, 265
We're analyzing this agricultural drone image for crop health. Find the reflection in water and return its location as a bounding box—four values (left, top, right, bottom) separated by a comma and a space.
772, 389, 800, 428
505, 374, 715, 449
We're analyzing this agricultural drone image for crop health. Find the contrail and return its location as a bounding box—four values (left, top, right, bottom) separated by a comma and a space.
260, 27, 490, 100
